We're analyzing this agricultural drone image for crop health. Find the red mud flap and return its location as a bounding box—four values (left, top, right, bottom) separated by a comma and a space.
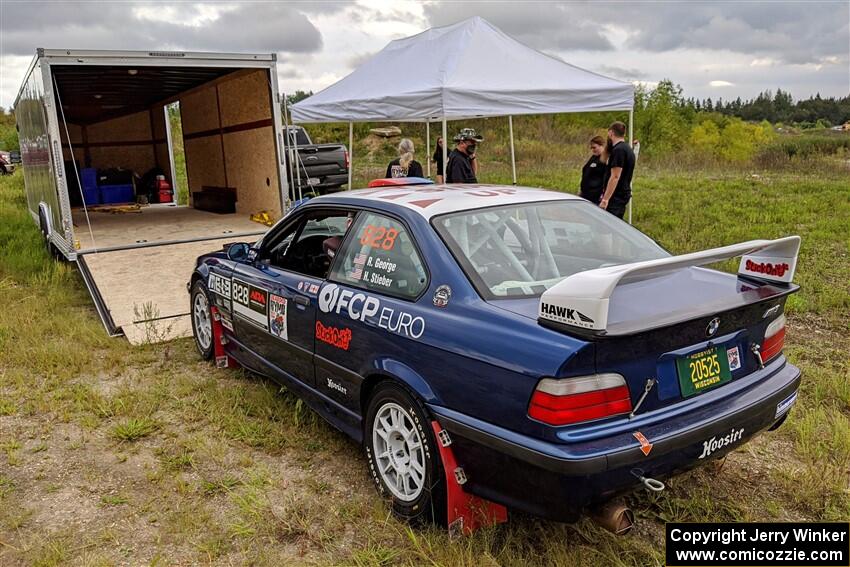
210, 306, 239, 369
430, 421, 507, 537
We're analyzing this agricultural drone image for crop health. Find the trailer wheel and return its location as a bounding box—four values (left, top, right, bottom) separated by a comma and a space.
364, 381, 446, 525
190, 280, 214, 360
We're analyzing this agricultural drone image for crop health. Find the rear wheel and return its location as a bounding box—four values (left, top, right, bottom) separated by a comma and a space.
190, 280, 214, 360
364, 382, 445, 524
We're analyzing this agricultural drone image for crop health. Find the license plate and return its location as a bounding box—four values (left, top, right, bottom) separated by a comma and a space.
307, 177, 320, 186
677, 346, 731, 398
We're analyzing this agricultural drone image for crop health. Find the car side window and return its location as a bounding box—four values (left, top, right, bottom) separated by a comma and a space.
330, 212, 428, 300
269, 211, 353, 278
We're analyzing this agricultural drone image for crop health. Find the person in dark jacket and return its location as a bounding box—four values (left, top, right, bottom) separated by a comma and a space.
599, 121, 635, 219
386, 138, 423, 178
579, 135, 607, 203
432, 137, 444, 183
446, 128, 483, 184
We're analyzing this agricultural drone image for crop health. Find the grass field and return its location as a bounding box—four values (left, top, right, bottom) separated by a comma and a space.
0, 141, 848, 565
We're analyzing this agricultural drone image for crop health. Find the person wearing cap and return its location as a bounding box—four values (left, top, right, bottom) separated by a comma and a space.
446, 128, 483, 184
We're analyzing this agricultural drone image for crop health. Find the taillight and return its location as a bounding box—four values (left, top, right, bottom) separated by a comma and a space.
528, 374, 632, 426
344, 150, 350, 170
762, 314, 786, 362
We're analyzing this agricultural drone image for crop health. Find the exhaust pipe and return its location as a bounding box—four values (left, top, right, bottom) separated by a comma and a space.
590, 501, 635, 535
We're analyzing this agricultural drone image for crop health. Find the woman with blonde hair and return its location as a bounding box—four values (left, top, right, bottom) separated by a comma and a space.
386, 138, 424, 178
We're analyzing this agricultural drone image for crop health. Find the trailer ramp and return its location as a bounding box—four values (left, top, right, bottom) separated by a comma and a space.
77, 238, 252, 345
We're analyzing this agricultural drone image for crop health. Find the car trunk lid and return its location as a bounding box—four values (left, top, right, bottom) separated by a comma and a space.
532, 236, 801, 415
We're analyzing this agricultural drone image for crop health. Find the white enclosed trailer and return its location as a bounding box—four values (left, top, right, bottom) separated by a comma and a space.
14, 49, 289, 343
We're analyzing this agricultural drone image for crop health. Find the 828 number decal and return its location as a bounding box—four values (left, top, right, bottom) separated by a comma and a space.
360, 224, 399, 250
232, 280, 250, 306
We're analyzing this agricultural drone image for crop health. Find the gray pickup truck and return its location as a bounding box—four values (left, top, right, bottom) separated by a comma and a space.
285, 126, 349, 196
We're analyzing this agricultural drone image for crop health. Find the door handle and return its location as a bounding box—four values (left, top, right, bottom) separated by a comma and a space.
294, 296, 310, 307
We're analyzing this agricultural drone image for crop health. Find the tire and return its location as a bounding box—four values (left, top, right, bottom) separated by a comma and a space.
190, 280, 214, 360
364, 382, 446, 524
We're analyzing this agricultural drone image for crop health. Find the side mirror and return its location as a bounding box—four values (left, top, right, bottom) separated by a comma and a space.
225, 242, 251, 262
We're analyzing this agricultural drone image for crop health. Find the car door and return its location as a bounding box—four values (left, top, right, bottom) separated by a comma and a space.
315, 210, 430, 412
231, 208, 355, 387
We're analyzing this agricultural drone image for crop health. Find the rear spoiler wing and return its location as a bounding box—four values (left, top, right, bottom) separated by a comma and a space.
538, 236, 801, 332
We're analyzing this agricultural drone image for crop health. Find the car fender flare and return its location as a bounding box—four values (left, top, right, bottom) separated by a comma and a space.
360, 357, 441, 412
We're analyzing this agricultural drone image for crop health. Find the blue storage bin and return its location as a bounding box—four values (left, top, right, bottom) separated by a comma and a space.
82, 185, 100, 206
80, 168, 97, 192
100, 184, 134, 204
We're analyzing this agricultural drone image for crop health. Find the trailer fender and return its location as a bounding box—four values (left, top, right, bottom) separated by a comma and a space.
37, 202, 53, 237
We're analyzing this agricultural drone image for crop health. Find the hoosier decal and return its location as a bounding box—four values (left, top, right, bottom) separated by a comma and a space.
698, 427, 744, 459
268, 294, 288, 340
232, 279, 268, 329
208, 272, 231, 299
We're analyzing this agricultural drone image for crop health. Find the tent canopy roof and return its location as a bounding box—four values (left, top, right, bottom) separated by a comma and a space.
291, 16, 634, 124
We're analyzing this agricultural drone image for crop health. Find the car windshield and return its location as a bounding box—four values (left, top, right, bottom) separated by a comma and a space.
433, 199, 669, 298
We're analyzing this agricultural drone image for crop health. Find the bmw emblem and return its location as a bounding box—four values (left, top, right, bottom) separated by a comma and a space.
706, 317, 720, 337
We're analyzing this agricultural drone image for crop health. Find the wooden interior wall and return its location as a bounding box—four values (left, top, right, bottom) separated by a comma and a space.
60, 111, 159, 176
60, 123, 85, 165
217, 69, 280, 216
222, 128, 279, 216
180, 85, 224, 205
150, 104, 173, 186
178, 68, 279, 215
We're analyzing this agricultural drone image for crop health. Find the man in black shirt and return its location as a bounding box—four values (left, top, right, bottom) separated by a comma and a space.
446, 128, 483, 184
600, 121, 635, 219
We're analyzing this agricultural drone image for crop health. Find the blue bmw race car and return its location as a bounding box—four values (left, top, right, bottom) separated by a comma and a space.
189, 184, 802, 525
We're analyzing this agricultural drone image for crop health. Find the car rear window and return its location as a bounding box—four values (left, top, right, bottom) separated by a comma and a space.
330, 212, 428, 300
433, 199, 669, 298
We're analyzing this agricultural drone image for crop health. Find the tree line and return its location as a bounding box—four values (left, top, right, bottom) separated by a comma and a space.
685, 89, 850, 128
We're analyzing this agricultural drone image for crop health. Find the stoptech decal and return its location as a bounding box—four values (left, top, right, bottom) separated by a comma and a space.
315, 321, 352, 350
743, 259, 790, 278
318, 284, 425, 339
698, 427, 744, 459
540, 302, 595, 327
232, 279, 268, 329
208, 273, 231, 299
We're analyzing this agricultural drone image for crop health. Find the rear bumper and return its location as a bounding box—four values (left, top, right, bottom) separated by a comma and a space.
292, 173, 348, 191
429, 358, 801, 522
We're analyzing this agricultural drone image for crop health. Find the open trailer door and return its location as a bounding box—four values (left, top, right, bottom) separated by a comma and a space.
14, 49, 290, 343
77, 237, 251, 344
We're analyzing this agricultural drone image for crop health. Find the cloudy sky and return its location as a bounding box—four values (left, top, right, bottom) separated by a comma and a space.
1, 1, 848, 110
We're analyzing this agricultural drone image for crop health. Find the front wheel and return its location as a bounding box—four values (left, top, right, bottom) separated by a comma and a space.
364, 382, 445, 524
190, 280, 214, 360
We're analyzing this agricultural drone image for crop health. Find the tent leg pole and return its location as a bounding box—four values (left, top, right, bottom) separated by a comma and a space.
509, 115, 517, 185
442, 119, 448, 184
629, 107, 635, 224
348, 122, 353, 190
426, 121, 431, 178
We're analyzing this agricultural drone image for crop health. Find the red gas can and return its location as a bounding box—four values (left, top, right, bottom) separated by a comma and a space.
158, 189, 173, 203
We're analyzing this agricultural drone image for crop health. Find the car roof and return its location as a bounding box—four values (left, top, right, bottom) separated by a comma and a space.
310, 184, 580, 219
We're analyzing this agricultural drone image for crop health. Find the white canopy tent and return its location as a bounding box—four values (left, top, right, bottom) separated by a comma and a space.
291, 16, 635, 219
